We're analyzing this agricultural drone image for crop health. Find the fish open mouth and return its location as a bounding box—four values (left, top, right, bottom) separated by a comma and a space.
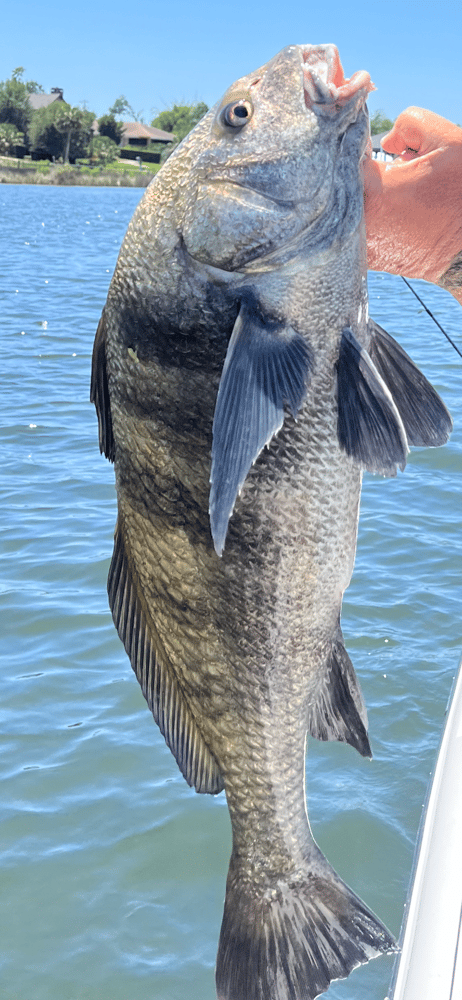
302, 44, 373, 109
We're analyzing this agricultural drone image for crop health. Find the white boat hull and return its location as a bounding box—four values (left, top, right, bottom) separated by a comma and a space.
388, 656, 462, 999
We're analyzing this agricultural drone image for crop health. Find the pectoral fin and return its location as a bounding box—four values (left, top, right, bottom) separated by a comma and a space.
368, 319, 452, 446
210, 297, 311, 555
337, 327, 408, 475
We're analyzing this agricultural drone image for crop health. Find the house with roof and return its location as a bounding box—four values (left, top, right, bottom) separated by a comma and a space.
91, 119, 174, 148
28, 88, 65, 112
90, 118, 175, 163
370, 131, 394, 161
120, 121, 174, 148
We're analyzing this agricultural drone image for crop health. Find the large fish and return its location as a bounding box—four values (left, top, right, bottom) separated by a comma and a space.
91, 43, 452, 1000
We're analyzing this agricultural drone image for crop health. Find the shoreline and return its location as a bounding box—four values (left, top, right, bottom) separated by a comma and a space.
0, 161, 158, 187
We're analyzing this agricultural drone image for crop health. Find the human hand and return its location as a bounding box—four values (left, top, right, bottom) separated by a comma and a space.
363, 107, 462, 303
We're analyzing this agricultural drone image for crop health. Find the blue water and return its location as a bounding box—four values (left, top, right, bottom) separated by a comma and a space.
1, 184, 461, 1000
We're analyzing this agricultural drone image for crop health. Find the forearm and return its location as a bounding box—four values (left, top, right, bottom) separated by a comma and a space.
364, 108, 462, 304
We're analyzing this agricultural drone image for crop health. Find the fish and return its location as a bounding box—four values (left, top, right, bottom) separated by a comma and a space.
91, 43, 452, 1000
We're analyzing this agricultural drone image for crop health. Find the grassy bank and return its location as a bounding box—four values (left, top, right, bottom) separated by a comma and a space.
0, 157, 160, 186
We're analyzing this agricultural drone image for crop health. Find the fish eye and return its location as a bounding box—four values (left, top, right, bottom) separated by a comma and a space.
221, 99, 253, 128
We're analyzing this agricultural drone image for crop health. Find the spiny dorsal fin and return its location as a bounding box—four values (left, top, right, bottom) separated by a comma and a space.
90, 311, 115, 462
337, 327, 408, 475
108, 520, 224, 794
309, 629, 371, 758
210, 295, 311, 555
368, 318, 453, 447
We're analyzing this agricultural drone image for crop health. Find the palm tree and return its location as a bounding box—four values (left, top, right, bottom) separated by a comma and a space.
55, 106, 86, 164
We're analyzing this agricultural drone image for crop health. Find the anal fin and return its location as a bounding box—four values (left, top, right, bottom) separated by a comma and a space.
309, 630, 372, 758
108, 519, 224, 794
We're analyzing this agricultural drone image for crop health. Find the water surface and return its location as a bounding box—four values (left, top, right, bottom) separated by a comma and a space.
1, 185, 461, 1000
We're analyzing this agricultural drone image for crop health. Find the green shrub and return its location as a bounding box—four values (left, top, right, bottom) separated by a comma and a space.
0, 122, 24, 155
90, 135, 119, 164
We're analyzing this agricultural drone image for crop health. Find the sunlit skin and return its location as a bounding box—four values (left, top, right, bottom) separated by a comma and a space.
363, 107, 462, 305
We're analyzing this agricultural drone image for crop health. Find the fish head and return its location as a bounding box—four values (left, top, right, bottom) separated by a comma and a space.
178, 44, 374, 271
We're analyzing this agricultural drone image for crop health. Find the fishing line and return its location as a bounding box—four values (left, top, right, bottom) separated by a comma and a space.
400, 275, 462, 361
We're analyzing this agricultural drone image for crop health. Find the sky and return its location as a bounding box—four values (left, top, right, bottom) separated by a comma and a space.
2, 0, 462, 126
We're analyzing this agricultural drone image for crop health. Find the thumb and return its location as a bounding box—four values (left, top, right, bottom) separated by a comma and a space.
382, 107, 462, 158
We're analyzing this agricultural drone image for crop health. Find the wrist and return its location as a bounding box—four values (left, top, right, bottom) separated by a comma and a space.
438, 250, 462, 305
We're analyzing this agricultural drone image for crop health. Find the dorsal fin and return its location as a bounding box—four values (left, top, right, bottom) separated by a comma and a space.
108, 520, 224, 794
368, 318, 453, 447
336, 327, 408, 475
90, 311, 115, 462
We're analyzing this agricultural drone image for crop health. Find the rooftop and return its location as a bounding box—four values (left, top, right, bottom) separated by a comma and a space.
121, 121, 174, 143
28, 88, 64, 111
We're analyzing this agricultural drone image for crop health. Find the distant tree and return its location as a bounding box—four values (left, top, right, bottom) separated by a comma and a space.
0, 122, 24, 155
54, 104, 92, 163
25, 80, 45, 94
108, 95, 144, 122
0, 71, 34, 139
151, 102, 208, 144
29, 103, 63, 159
29, 102, 94, 161
109, 95, 133, 118
68, 107, 95, 161
97, 113, 124, 145
11, 66, 44, 92
370, 110, 394, 135
90, 135, 119, 164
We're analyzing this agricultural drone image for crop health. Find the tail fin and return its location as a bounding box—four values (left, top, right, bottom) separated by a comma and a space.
216, 848, 396, 1000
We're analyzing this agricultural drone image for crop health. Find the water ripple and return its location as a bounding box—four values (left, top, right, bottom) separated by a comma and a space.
1, 188, 461, 1000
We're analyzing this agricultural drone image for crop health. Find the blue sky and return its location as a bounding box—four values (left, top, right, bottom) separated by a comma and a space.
2, 0, 461, 125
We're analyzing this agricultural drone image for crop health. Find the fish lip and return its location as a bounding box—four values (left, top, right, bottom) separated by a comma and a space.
301, 44, 374, 110
206, 177, 296, 211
